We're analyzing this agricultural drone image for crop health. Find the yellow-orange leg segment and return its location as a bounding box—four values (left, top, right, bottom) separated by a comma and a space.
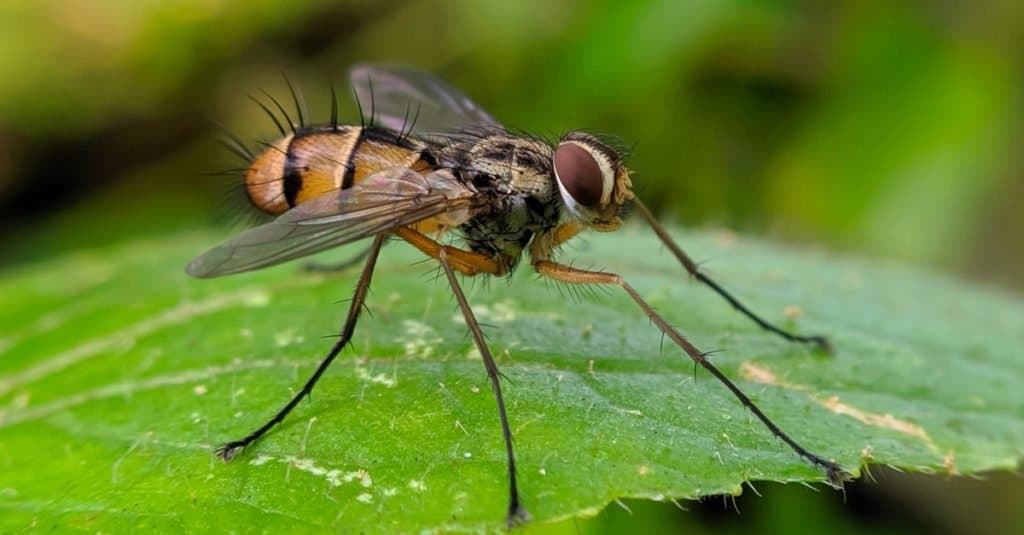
529, 221, 584, 261
532, 260, 849, 486
394, 226, 505, 276
550, 221, 584, 247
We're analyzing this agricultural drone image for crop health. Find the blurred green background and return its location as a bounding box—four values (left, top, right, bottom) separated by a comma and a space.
0, 0, 1021, 533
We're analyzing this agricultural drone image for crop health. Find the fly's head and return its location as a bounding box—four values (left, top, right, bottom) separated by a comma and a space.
552, 132, 633, 232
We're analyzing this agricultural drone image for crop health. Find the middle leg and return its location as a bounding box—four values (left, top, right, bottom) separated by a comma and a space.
436, 247, 528, 527
394, 226, 506, 276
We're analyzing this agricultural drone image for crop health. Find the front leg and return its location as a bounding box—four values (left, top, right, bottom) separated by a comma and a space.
533, 259, 848, 487
528, 221, 583, 261
630, 199, 831, 353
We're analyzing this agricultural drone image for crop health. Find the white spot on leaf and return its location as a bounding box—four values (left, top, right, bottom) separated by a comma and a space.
249, 455, 275, 466
355, 365, 396, 388
274, 330, 304, 347
399, 320, 442, 358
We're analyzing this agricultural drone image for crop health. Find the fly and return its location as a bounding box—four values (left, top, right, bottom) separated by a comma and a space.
187, 64, 849, 527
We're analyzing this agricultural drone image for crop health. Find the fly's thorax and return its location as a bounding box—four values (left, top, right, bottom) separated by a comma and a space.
441, 133, 558, 202
437, 133, 562, 271
244, 126, 432, 215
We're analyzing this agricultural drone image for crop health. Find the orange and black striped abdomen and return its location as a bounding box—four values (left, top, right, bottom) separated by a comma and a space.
244, 126, 435, 215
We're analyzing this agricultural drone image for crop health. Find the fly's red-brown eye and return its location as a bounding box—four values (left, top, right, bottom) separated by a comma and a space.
554, 142, 604, 208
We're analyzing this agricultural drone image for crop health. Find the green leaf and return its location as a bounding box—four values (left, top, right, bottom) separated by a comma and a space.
1, 228, 1021, 532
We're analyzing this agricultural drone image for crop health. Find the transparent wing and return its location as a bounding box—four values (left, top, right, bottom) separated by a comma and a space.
348, 63, 501, 134
187, 168, 480, 278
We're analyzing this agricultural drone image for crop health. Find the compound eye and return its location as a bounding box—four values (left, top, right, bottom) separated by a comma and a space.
554, 142, 605, 208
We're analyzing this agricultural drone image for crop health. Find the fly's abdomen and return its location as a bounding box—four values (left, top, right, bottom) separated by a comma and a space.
347, 128, 435, 185
244, 126, 434, 215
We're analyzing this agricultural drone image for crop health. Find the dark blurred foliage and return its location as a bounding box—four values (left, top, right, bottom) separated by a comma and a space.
0, 1, 1020, 533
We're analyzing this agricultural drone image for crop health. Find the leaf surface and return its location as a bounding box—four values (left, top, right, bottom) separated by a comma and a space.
1, 228, 1021, 532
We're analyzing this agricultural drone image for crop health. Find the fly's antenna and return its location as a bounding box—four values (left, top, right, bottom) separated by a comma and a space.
283, 73, 307, 129
261, 89, 296, 134
329, 80, 340, 131
247, 94, 287, 136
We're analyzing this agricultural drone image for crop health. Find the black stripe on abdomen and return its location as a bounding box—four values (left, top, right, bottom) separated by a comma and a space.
281, 169, 302, 208
341, 128, 366, 190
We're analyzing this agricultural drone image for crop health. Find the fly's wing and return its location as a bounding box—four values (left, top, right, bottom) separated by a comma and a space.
348, 64, 501, 134
186, 168, 481, 278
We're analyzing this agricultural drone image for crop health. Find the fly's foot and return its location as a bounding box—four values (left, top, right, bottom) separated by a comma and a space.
810, 335, 834, 356
214, 441, 247, 462
506, 503, 531, 529
822, 461, 852, 489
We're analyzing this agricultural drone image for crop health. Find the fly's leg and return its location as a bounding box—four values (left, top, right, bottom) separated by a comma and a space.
394, 226, 505, 275
533, 259, 849, 487
215, 234, 386, 461
437, 247, 528, 527
632, 198, 832, 353
302, 242, 379, 273
528, 221, 583, 260
397, 227, 524, 523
